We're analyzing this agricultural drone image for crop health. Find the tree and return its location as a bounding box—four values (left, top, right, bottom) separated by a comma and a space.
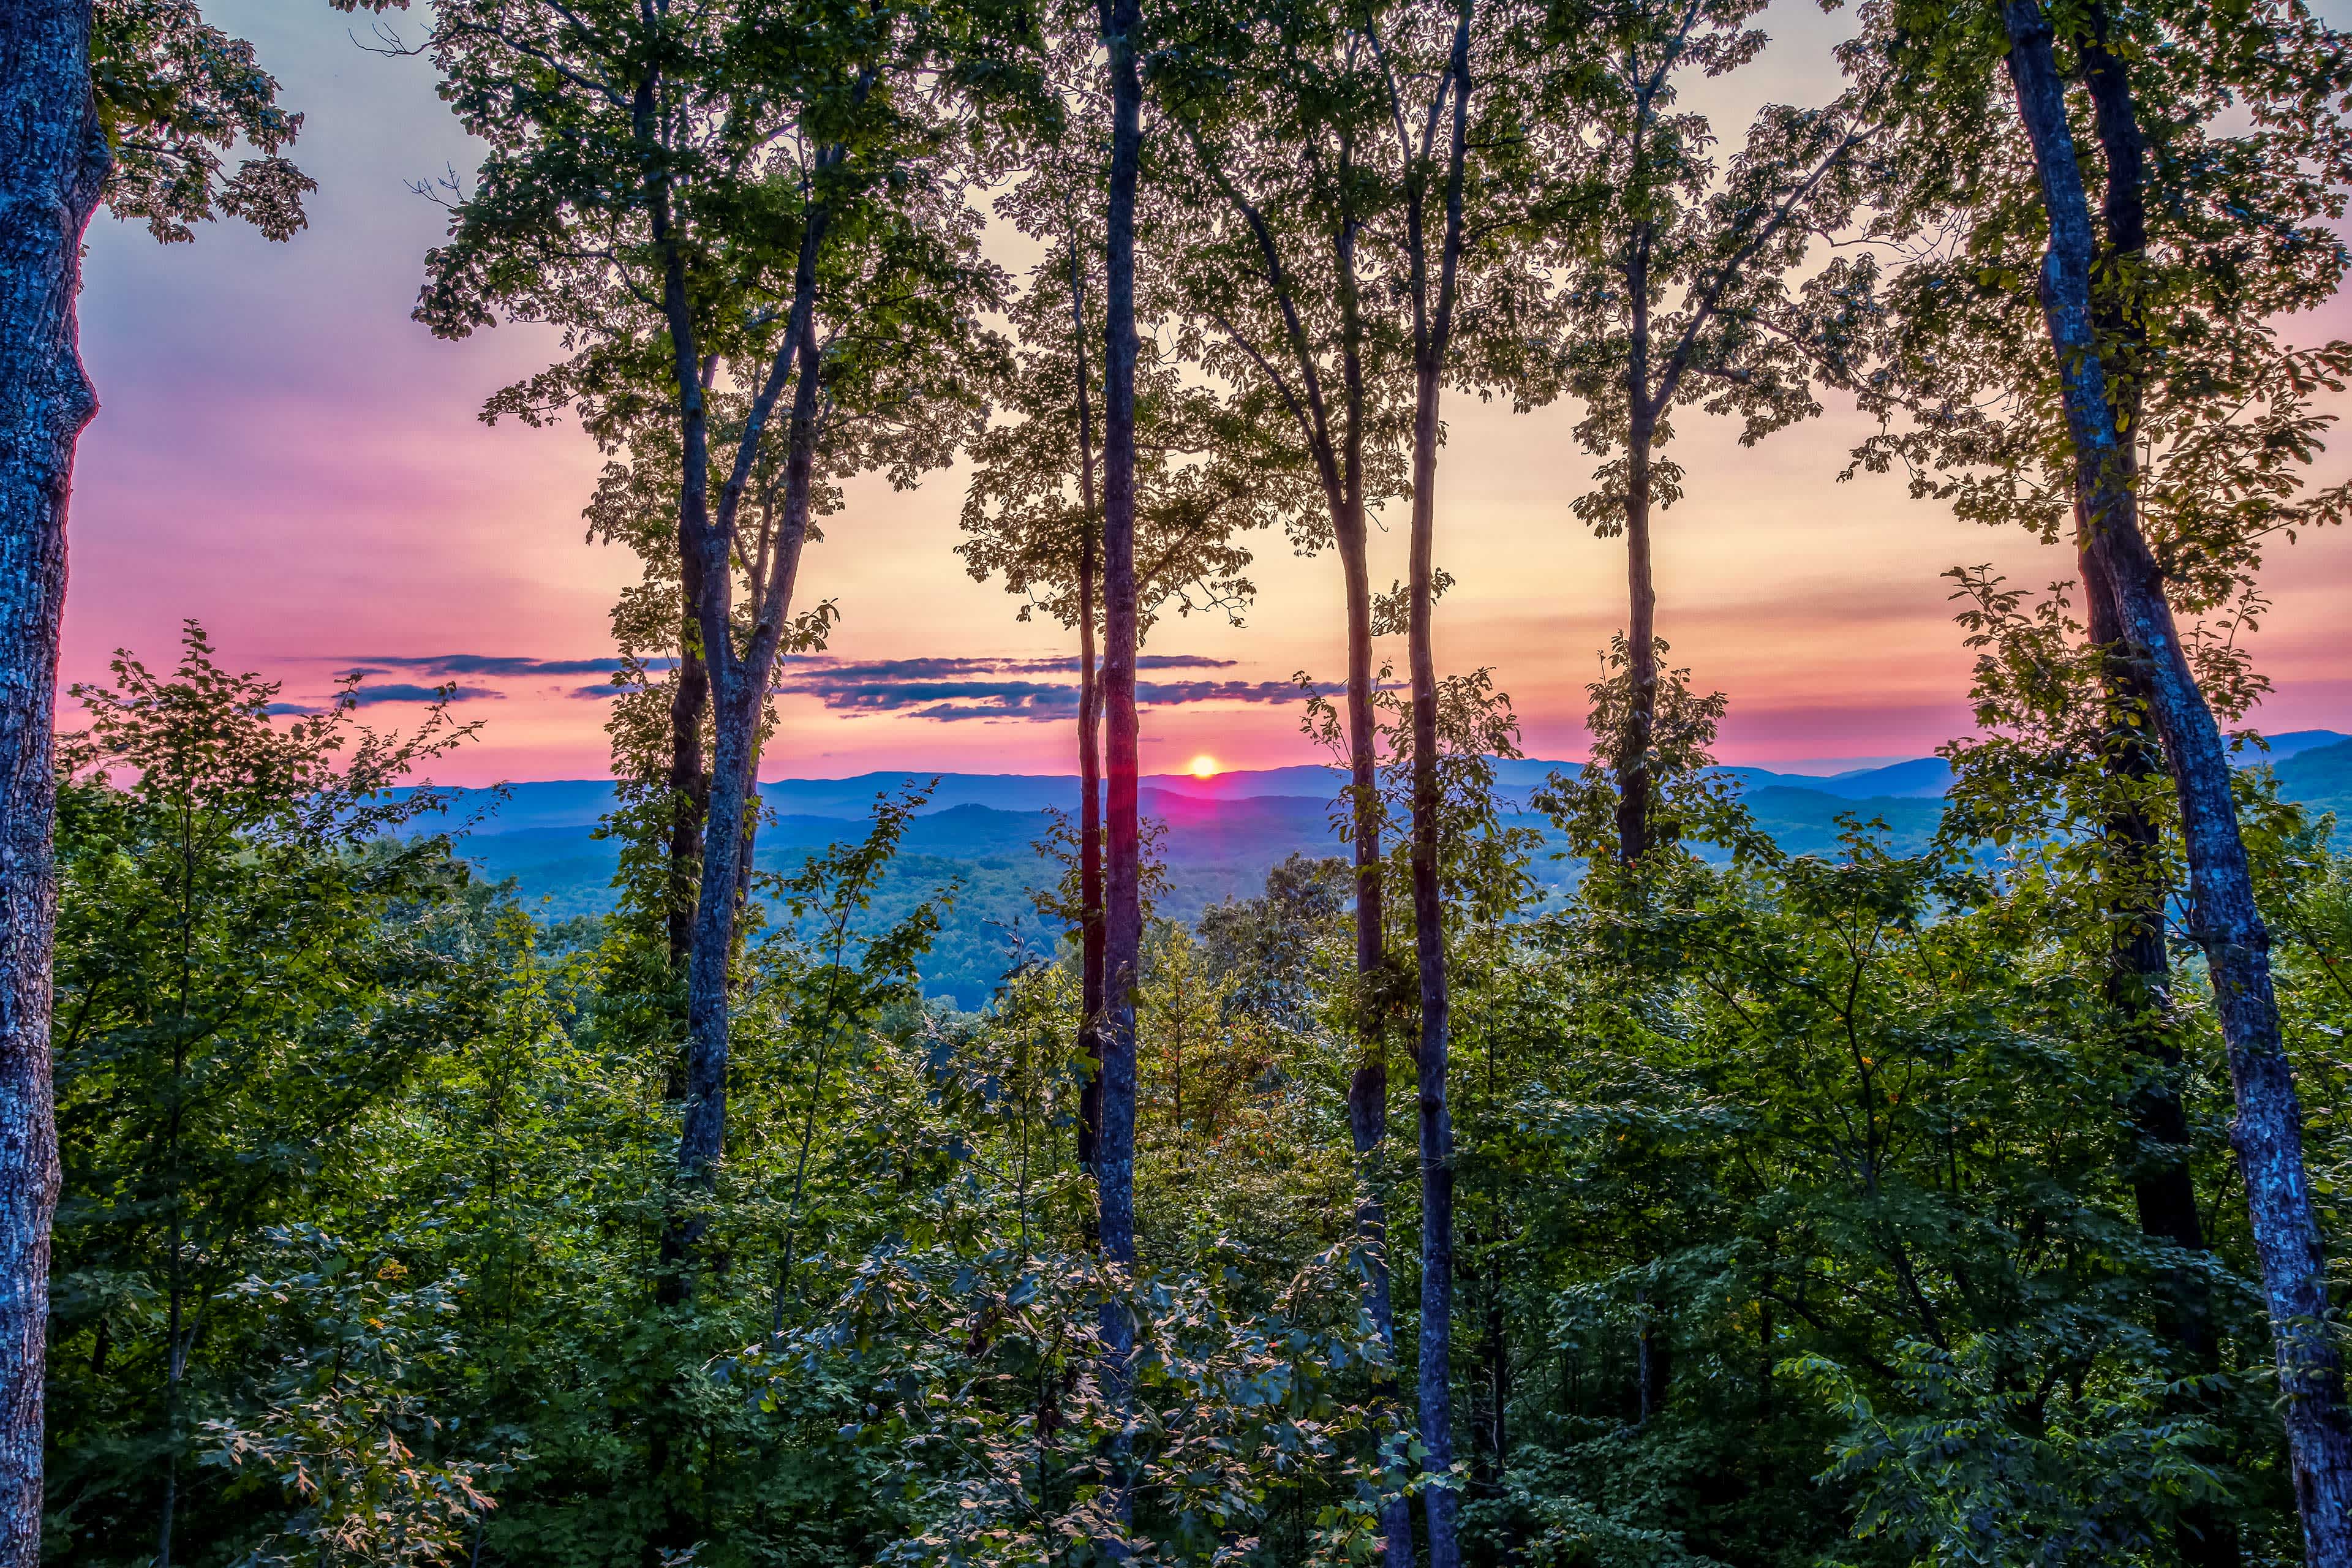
1845, 7, 2350, 1486
1152, 32, 1409, 1525
960, 103, 1262, 1182
45, 623, 483, 1566
410, 0, 1023, 1297
1095, 0, 1148, 1514
1859, 0, 2352, 1549
1, 7, 389, 1558
1383, 2, 1481, 1558
1545, 0, 1878, 862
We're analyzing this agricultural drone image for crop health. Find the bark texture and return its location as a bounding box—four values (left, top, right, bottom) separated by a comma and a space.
2001, 6, 2352, 1558
0, 6, 106, 1562
1097, 0, 1144, 1356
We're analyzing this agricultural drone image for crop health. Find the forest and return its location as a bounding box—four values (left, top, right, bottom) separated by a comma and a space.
4, 0, 2352, 1563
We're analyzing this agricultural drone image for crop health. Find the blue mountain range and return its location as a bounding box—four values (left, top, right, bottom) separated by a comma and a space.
409, 729, 2352, 1006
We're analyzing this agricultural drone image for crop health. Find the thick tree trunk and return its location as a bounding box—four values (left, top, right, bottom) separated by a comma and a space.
1098, 0, 1144, 1416
0, 7, 107, 1563
2002, 6, 2352, 1558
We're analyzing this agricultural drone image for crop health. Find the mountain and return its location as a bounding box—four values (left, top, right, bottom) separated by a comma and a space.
422, 725, 2346, 1006
2252, 729, 2351, 764
2277, 739, 2352, 816
408, 727, 2348, 838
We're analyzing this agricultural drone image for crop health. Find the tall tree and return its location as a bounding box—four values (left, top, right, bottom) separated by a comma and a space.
412, 0, 1019, 1285
1999, 10, 2352, 1553
1096, 0, 1147, 1466
1, 5, 378, 1556
1376, 1, 1480, 1557
1545, 0, 1876, 862
1861, 0, 2352, 1550
961, 112, 1261, 1176
1849, 8, 2350, 1543
1150, 13, 1414, 1547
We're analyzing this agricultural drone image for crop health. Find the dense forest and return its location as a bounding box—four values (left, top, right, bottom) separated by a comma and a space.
7, 0, 2352, 1564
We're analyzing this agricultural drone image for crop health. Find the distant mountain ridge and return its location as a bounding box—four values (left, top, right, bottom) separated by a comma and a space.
407, 726, 2351, 834
411, 728, 2352, 1006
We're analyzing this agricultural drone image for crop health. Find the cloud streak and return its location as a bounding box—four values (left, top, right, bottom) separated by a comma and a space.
564, 652, 1262, 719
347, 683, 505, 707
342, 653, 679, 678
777, 666, 1330, 723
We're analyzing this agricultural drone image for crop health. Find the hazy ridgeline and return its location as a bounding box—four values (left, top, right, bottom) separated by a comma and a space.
7, 0, 2352, 1565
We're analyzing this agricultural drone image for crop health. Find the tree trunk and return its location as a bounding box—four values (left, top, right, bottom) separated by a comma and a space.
2001, 6, 2352, 1557
1409, 402, 1458, 1568
1098, 0, 1143, 1276
1071, 239, 1107, 1182
1635, 1290, 1670, 1425
2072, 24, 2230, 1559
2084, 541, 2216, 1331
1616, 349, 1659, 864
1097, 0, 1145, 1532
1340, 502, 1414, 1564
1406, 17, 1474, 1564
667, 620, 710, 974
1, 7, 107, 1563
680, 330, 821, 1233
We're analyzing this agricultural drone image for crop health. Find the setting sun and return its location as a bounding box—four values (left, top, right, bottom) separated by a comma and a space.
1189, 754, 1220, 779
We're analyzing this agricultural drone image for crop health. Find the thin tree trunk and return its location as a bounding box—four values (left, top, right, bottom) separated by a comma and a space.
667, 622, 710, 974
1635, 1289, 1670, 1424
0, 7, 107, 1563
1097, 0, 1145, 1535
666, 360, 719, 977
2075, 6, 2207, 1313
2001, 6, 2352, 1558
1324, 146, 1412, 1567
1406, 13, 1474, 1564
1616, 322, 1659, 864
1340, 500, 1413, 1564
2084, 543, 2215, 1324
1071, 239, 1107, 1182
1408, 407, 1459, 1568
1098, 0, 1144, 1289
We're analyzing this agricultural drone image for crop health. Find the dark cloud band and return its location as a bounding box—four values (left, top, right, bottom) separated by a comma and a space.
341, 653, 679, 678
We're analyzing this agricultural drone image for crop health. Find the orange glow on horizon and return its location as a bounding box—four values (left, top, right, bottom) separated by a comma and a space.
1189, 754, 1220, 779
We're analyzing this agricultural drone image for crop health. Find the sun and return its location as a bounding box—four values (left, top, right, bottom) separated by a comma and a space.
1189, 754, 1221, 780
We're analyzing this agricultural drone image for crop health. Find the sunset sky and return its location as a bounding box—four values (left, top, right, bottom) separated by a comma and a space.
61, 0, 2352, 787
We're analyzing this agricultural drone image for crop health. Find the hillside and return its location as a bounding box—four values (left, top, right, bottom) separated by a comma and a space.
2277, 737, 2352, 816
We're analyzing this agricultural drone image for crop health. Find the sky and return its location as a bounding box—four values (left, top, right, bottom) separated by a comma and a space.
61, 0, 2352, 786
